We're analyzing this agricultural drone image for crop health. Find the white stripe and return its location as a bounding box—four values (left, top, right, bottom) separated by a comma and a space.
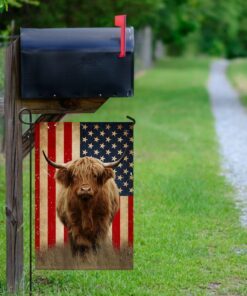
39, 123, 48, 249
55, 122, 65, 245
72, 122, 80, 160
120, 196, 128, 248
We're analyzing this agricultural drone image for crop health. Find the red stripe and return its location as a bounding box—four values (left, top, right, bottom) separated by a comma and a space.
112, 199, 121, 249
63, 122, 72, 243
128, 196, 133, 247
35, 123, 40, 250
48, 122, 56, 247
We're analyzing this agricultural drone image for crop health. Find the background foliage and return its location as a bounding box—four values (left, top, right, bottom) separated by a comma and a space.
0, 0, 247, 57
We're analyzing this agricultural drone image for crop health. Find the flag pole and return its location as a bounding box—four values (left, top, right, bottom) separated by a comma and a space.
19, 108, 34, 295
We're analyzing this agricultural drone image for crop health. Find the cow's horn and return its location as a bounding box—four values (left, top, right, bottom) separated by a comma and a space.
103, 150, 127, 168
42, 150, 66, 169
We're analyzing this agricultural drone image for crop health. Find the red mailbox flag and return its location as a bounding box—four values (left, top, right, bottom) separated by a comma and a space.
115, 15, 126, 58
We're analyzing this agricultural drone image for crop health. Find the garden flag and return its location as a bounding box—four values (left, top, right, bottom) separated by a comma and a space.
35, 122, 134, 269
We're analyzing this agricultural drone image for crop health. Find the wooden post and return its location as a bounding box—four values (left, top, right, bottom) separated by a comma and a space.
4, 40, 23, 292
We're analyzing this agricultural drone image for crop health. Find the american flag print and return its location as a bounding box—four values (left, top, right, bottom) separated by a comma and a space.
35, 122, 134, 269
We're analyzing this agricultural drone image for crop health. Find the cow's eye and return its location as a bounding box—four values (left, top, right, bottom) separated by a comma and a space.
93, 174, 97, 179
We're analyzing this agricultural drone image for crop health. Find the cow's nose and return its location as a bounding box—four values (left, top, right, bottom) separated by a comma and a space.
81, 185, 91, 192
78, 184, 93, 200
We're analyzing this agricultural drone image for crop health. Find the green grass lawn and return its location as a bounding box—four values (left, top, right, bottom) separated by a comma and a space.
228, 58, 247, 105
0, 58, 247, 295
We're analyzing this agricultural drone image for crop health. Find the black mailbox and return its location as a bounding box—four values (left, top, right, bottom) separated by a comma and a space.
20, 27, 134, 99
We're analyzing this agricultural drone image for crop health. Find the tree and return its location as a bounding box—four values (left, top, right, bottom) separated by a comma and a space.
195, 0, 243, 57
0, 0, 162, 30
1, 0, 247, 57
154, 0, 199, 55
154, 0, 247, 57
0, 0, 8, 12
0, 0, 39, 12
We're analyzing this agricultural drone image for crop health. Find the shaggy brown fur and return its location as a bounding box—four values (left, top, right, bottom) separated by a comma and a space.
56, 157, 120, 256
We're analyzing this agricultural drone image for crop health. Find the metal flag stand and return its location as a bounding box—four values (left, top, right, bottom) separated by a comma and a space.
19, 108, 34, 295
126, 116, 136, 125
16, 111, 135, 295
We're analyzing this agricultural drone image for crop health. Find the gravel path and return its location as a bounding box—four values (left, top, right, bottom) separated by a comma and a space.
208, 60, 247, 227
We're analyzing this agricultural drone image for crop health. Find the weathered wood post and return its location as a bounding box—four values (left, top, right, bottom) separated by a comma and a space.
4, 40, 23, 292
